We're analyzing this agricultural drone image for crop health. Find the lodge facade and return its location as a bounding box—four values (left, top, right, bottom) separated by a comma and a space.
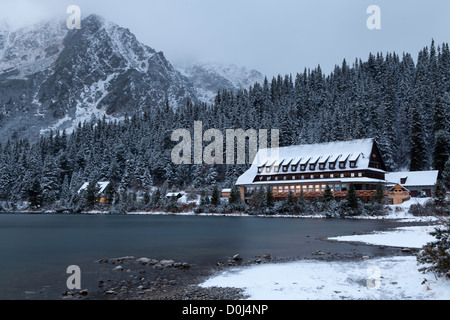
235, 138, 387, 202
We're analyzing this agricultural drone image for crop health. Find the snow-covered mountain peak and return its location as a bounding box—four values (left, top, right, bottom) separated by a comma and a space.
177, 62, 265, 103
0, 18, 67, 74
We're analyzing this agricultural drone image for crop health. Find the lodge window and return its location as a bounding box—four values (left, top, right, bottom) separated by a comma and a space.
340, 174, 345, 178
310, 175, 315, 179
258, 167, 263, 173
319, 164, 325, 170
292, 176, 296, 180
266, 167, 271, 173
274, 166, 279, 172
342, 184, 348, 191
330, 174, 334, 178
275, 177, 278, 181
358, 173, 363, 177
300, 165, 306, 171
310, 164, 316, 171
301, 175, 305, 180
350, 161, 357, 168
320, 174, 324, 179
283, 166, 288, 173
292, 165, 298, 171
283, 176, 287, 180
329, 163, 336, 170
339, 162, 346, 169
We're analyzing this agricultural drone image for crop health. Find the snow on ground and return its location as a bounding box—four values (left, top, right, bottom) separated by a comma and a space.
200, 256, 449, 300
201, 219, 449, 300
328, 225, 443, 249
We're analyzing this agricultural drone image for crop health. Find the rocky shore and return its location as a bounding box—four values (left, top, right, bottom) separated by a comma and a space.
60, 247, 409, 301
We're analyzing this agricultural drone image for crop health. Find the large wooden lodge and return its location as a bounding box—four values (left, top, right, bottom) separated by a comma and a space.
235, 138, 388, 202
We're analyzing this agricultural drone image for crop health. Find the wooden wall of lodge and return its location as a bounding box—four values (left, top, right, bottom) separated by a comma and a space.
253, 169, 385, 183
272, 190, 384, 199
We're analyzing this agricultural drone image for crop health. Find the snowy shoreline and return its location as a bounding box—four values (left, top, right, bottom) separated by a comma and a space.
199, 222, 449, 300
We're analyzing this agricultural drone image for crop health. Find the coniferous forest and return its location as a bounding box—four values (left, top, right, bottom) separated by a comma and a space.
0, 41, 449, 210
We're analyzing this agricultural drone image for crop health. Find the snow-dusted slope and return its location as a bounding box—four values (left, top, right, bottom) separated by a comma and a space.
178, 63, 265, 103
0, 15, 266, 142
0, 15, 197, 142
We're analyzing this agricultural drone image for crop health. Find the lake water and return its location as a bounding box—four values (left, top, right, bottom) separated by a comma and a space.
0, 214, 405, 300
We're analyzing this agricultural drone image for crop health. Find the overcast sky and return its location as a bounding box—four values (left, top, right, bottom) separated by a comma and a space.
0, 0, 449, 78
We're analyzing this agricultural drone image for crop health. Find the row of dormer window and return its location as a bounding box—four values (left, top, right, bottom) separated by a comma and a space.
258, 160, 358, 174
258, 172, 364, 182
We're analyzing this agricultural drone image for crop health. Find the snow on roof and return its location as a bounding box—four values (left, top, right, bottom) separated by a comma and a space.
385, 171, 439, 187
237, 139, 376, 186
166, 192, 184, 197
300, 157, 311, 165
328, 154, 341, 163
221, 189, 232, 193
291, 157, 302, 165
78, 181, 110, 194
339, 153, 351, 162
349, 152, 362, 162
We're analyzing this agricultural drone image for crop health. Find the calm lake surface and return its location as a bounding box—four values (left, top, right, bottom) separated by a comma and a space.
0, 213, 405, 300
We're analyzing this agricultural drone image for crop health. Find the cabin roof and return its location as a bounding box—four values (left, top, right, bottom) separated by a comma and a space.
78, 181, 110, 194
385, 171, 439, 187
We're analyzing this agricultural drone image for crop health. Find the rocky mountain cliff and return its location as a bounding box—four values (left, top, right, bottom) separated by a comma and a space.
0, 15, 198, 142
0, 15, 265, 143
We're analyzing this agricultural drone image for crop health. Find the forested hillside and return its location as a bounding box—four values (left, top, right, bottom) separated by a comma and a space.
0, 41, 449, 209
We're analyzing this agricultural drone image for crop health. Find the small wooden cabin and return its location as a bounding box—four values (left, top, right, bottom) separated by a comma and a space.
388, 184, 410, 205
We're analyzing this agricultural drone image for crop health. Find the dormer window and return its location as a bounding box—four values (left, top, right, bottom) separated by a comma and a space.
292, 165, 298, 171
310, 164, 316, 171
329, 163, 336, 170
266, 167, 271, 173
349, 161, 357, 168
274, 166, 279, 172
339, 162, 346, 169
319, 164, 325, 170
300, 165, 306, 171
258, 167, 263, 174
282, 166, 288, 173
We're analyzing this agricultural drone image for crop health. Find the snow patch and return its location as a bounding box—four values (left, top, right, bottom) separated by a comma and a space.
201, 256, 450, 300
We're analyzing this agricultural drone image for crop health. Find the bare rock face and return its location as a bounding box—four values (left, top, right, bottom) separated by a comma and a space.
0, 15, 197, 143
